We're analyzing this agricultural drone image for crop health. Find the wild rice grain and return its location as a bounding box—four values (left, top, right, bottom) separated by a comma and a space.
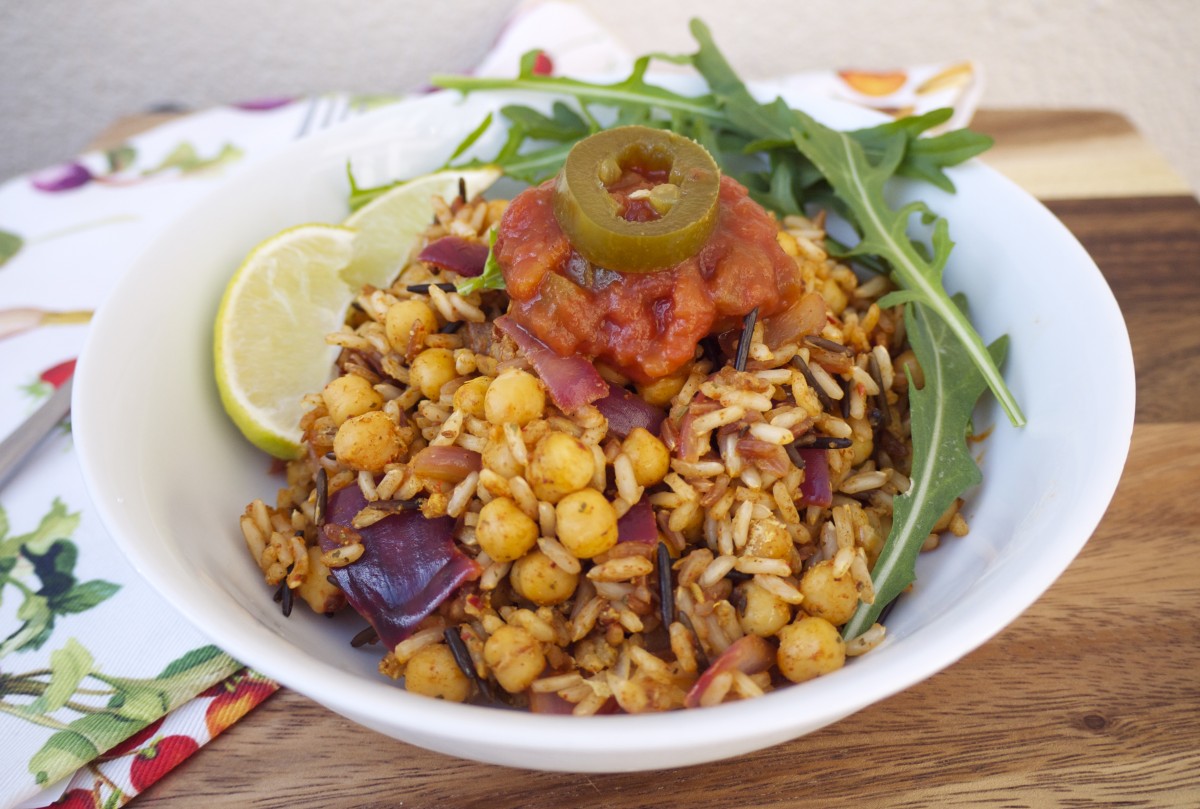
657, 542, 675, 628
734, 307, 759, 372
791, 355, 836, 414
445, 627, 494, 702
314, 469, 328, 525
351, 625, 380, 647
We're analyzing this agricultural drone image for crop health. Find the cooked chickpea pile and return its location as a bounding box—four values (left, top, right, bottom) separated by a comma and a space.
238, 196, 970, 713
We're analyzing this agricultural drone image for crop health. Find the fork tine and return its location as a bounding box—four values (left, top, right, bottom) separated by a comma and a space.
296, 93, 367, 140
319, 94, 343, 130
294, 95, 322, 139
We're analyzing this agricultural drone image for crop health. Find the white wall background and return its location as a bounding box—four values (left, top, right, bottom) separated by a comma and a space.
2, 0, 1197, 192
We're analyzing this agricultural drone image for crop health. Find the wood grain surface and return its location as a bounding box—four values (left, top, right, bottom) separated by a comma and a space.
107, 110, 1199, 808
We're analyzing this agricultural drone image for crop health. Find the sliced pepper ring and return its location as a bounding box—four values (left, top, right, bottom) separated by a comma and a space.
552, 125, 720, 273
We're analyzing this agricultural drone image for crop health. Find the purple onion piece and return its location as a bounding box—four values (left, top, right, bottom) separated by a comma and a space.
495, 316, 608, 414
594, 381, 665, 439
417, 236, 489, 277
30, 162, 92, 192
617, 498, 657, 544
232, 96, 295, 111
321, 485, 481, 648
684, 634, 774, 709
796, 447, 833, 508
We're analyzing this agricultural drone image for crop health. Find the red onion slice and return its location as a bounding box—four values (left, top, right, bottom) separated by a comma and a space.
796, 447, 833, 507
321, 485, 481, 648
411, 445, 482, 483
495, 316, 608, 414
417, 236, 490, 277
594, 382, 665, 439
616, 498, 657, 544
684, 634, 775, 709
30, 162, 92, 192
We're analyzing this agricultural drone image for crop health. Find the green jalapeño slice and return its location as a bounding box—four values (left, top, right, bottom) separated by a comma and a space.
551, 125, 721, 273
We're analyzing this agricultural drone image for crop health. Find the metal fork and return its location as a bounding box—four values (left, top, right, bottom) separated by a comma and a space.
294, 93, 369, 139
0, 377, 73, 492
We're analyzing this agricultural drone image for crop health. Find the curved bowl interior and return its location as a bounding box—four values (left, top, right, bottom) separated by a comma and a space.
73, 84, 1135, 772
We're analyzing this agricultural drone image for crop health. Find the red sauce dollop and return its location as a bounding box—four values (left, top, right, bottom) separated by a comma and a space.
495, 175, 802, 382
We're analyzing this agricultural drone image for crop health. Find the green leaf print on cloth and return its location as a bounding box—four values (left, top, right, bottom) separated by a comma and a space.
0, 500, 117, 658
25, 644, 238, 784
0, 228, 23, 267
0, 500, 241, 786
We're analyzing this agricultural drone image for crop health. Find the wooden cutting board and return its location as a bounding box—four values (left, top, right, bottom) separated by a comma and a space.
94, 108, 1199, 808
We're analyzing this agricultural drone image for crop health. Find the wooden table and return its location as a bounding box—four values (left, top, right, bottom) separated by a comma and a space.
94, 109, 1200, 807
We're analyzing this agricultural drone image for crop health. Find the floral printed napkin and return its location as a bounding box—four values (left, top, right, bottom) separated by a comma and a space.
0, 2, 981, 806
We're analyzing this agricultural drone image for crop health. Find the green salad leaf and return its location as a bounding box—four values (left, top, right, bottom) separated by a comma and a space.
455, 226, 505, 295
842, 298, 1007, 638
426, 18, 1024, 635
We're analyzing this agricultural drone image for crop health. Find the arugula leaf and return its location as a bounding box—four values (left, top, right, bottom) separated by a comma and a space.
786, 109, 1023, 425
842, 298, 1007, 638
455, 226, 505, 295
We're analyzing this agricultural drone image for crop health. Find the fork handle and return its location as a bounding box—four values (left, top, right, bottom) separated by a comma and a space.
0, 376, 74, 492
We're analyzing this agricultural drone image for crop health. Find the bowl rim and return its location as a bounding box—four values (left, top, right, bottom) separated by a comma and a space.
72, 81, 1136, 770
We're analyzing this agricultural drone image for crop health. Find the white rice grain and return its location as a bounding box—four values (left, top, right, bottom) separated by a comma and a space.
446, 471, 479, 518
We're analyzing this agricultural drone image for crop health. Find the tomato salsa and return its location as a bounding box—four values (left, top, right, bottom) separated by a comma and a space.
494, 174, 802, 382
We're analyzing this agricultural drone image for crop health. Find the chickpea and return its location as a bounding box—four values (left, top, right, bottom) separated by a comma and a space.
746, 518, 793, 561
799, 559, 860, 625
321, 374, 384, 427
621, 428, 670, 487
636, 371, 688, 408
528, 431, 595, 503
409, 348, 457, 401
333, 410, 404, 472
403, 644, 471, 702
484, 625, 546, 694
484, 369, 545, 426
738, 581, 792, 637
555, 489, 618, 559
476, 497, 538, 563
777, 615, 846, 683
453, 376, 490, 419
510, 550, 578, 606
385, 299, 437, 350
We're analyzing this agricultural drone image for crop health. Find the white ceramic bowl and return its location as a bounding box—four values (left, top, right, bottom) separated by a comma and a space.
73, 82, 1135, 772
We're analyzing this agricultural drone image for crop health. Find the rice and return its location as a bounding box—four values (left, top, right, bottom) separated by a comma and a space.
237, 188, 967, 714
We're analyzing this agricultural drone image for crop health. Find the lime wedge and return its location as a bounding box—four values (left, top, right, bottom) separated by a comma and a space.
341, 166, 502, 290
214, 224, 357, 458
